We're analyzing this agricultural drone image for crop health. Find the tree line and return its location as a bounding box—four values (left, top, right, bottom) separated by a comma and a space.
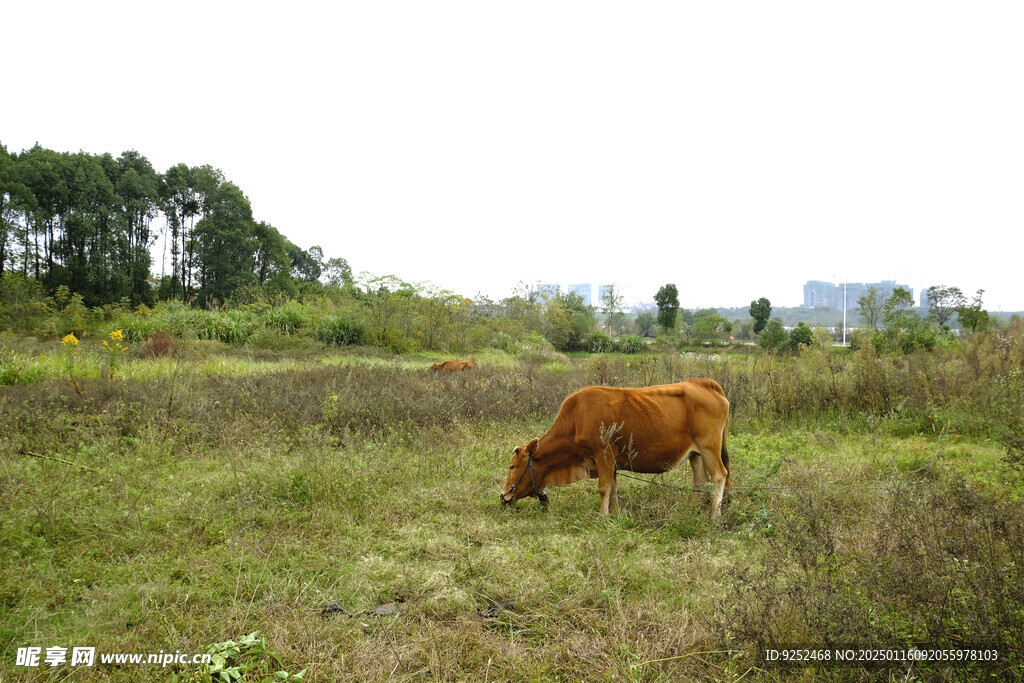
0, 143, 1005, 358
0, 142, 350, 308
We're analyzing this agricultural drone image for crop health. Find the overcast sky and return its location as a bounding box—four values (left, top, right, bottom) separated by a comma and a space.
4, 1, 1022, 310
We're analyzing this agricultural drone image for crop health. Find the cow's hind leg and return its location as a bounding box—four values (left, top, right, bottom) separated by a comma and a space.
697, 438, 728, 517
688, 452, 708, 506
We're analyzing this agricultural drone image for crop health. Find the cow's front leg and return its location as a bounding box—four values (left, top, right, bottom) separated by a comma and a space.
595, 449, 618, 515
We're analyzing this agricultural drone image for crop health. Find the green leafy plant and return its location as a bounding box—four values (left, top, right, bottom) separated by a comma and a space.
176, 631, 306, 683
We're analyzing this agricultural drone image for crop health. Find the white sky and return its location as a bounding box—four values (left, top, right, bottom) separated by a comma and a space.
4, 1, 1023, 310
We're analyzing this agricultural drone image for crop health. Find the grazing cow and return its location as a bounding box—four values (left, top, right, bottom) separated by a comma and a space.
430, 359, 478, 372
500, 378, 731, 516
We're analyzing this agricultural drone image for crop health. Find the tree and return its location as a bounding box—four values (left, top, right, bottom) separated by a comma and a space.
635, 311, 656, 337
601, 284, 624, 334
787, 322, 813, 351
54, 151, 117, 302
111, 150, 160, 305
925, 285, 966, 327
159, 163, 199, 299
653, 284, 680, 333
857, 286, 884, 329
748, 297, 772, 334
252, 222, 291, 288
287, 242, 325, 282
691, 310, 730, 344
361, 274, 416, 350
759, 318, 787, 351
323, 256, 353, 287
159, 163, 223, 300
192, 182, 257, 305
0, 143, 36, 279
957, 289, 990, 333
882, 287, 916, 330
17, 145, 66, 281
877, 287, 935, 354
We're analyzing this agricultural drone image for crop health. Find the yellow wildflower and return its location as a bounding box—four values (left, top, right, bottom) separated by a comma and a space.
109, 329, 125, 342
61, 333, 79, 346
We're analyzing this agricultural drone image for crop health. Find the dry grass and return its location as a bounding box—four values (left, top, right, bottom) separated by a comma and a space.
1, 342, 1022, 681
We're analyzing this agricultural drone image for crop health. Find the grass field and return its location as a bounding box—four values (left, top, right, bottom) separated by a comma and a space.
1, 339, 1022, 681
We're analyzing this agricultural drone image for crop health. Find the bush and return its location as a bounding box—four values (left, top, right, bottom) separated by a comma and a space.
588, 331, 614, 353
140, 332, 176, 358
314, 315, 364, 346
618, 334, 645, 354
264, 304, 309, 335
113, 313, 163, 342
0, 346, 44, 385
198, 310, 258, 344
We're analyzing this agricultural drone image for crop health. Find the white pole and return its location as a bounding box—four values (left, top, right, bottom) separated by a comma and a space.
843, 279, 847, 346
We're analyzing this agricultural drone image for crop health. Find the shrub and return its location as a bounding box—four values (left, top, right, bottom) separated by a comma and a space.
618, 334, 645, 354
588, 331, 614, 353
496, 332, 515, 353
314, 315, 364, 346
0, 346, 44, 385
112, 313, 163, 342
264, 304, 309, 335
140, 331, 176, 358
198, 310, 258, 344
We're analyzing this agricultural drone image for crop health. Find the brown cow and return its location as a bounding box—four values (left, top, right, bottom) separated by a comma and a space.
500, 378, 731, 516
430, 359, 479, 372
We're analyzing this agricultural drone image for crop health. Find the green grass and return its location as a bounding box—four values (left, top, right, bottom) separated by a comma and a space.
1, 345, 1022, 681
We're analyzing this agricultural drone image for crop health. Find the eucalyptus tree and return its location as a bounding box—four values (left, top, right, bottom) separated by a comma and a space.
160, 164, 224, 300
113, 150, 160, 304
253, 221, 292, 288
0, 144, 36, 278
287, 241, 324, 282
159, 163, 199, 299
16, 145, 65, 279
192, 181, 257, 306
54, 151, 116, 301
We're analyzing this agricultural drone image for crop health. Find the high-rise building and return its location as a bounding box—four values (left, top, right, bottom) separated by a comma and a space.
568, 283, 592, 307
803, 280, 913, 311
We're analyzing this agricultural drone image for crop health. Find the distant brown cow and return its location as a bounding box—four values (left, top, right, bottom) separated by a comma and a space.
430, 359, 479, 372
500, 378, 731, 516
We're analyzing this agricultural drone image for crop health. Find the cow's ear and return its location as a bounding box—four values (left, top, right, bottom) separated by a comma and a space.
525, 438, 540, 458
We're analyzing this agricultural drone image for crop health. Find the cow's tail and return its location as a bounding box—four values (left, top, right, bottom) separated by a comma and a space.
721, 412, 731, 488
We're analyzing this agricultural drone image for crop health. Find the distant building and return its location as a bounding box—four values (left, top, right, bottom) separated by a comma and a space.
803, 280, 913, 311
569, 283, 592, 307
804, 280, 835, 308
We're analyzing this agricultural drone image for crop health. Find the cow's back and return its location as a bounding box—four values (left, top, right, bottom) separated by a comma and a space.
554, 380, 728, 471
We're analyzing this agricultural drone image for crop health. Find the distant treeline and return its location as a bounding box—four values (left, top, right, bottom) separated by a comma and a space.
0, 141, 350, 307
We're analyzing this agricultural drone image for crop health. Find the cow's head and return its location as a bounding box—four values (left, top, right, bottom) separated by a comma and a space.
500, 439, 591, 507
